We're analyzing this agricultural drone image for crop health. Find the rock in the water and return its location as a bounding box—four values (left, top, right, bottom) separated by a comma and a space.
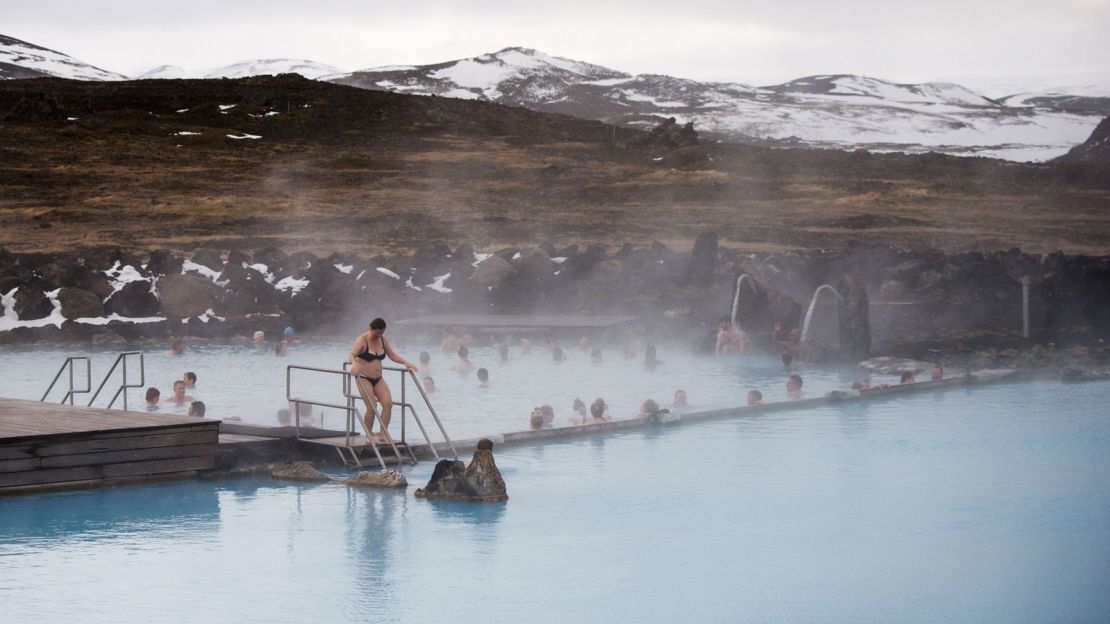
270, 461, 330, 482
471, 255, 512, 288
414, 438, 508, 502
345, 470, 408, 488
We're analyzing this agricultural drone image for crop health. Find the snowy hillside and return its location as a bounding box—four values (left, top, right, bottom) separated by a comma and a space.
0, 34, 125, 81
136, 59, 344, 80
332, 48, 1106, 162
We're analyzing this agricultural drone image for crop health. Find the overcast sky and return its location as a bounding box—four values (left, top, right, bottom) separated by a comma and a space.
7, 0, 1110, 93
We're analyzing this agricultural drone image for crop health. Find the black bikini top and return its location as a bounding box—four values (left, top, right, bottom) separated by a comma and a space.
357, 337, 387, 362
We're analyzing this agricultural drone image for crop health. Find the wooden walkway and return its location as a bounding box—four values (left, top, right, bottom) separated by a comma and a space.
0, 398, 219, 493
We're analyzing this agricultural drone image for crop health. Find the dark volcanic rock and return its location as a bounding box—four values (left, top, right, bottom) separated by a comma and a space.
414, 438, 508, 502
145, 250, 184, 277
688, 232, 718, 285
56, 287, 104, 320
13, 287, 53, 320
1056, 116, 1110, 162
157, 274, 221, 318
837, 275, 871, 360
106, 280, 161, 317
190, 248, 225, 273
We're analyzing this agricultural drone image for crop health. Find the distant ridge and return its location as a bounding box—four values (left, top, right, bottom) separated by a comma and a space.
0, 34, 125, 81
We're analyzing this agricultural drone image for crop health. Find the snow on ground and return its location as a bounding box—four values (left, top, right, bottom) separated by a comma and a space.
376, 267, 401, 280
226, 133, 262, 140
274, 276, 310, 295
182, 260, 222, 281
0, 288, 162, 331
173, 131, 201, 136
334, 263, 353, 274
0, 36, 126, 81
248, 263, 276, 283
427, 273, 452, 293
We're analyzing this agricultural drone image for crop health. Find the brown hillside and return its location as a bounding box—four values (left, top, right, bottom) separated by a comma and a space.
1, 75, 1109, 255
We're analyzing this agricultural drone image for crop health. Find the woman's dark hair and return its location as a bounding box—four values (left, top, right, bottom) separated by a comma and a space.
457, 344, 469, 359
369, 318, 387, 330
189, 401, 206, 418
145, 387, 160, 402
590, 398, 606, 419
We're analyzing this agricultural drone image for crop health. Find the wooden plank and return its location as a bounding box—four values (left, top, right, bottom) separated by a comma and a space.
40, 443, 217, 469
32, 430, 217, 457
0, 465, 102, 488
0, 457, 42, 473
0, 445, 34, 460
101, 455, 214, 479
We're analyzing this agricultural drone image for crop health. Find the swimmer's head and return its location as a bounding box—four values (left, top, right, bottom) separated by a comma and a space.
419, 351, 431, 365
187, 401, 206, 418
477, 368, 489, 383
145, 387, 160, 403
368, 318, 386, 334
673, 389, 687, 406
457, 344, 469, 360
284, 326, 296, 336
747, 389, 763, 406
786, 375, 803, 394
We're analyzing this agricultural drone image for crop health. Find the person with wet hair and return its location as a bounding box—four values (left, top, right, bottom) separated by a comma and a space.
277, 408, 292, 427
571, 398, 589, 424
187, 401, 206, 418
182, 371, 197, 388
348, 317, 417, 445
145, 387, 160, 411
747, 390, 764, 407
539, 405, 555, 427
781, 353, 793, 371
637, 399, 662, 419
422, 376, 436, 394
587, 398, 610, 424
786, 375, 804, 399
530, 409, 545, 431
168, 380, 194, 406
900, 371, 916, 384
451, 344, 475, 374
419, 351, 431, 372
673, 390, 688, 407
477, 367, 493, 387
716, 317, 748, 355
931, 364, 944, 381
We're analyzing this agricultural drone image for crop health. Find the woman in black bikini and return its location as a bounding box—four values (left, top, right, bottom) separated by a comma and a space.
348, 318, 416, 445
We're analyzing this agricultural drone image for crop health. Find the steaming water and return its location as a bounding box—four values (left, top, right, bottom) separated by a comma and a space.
0, 342, 866, 440
2, 380, 1109, 623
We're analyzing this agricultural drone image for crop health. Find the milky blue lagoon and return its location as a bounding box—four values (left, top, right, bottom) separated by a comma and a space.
2, 379, 1109, 623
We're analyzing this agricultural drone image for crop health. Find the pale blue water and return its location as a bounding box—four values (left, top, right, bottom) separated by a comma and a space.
2, 380, 1109, 623
2, 341, 864, 439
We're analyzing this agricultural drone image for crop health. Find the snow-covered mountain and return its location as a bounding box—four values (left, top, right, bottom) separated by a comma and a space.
332, 48, 1108, 162
0, 34, 126, 81
136, 58, 345, 81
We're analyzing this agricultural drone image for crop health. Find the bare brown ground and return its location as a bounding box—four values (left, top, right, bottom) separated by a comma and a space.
1, 76, 1108, 256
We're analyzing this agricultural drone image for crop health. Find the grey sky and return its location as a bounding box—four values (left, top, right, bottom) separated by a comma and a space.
6, 0, 1110, 92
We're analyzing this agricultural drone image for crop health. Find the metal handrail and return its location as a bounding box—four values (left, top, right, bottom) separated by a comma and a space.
343, 362, 459, 461
41, 356, 91, 405
287, 364, 409, 469
87, 351, 145, 411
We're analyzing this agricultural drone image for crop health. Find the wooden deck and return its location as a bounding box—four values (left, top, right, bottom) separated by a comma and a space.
0, 398, 219, 493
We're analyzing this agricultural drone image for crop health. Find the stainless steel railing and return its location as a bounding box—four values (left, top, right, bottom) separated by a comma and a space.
41, 356, 91, 405
87, 351, 145, 411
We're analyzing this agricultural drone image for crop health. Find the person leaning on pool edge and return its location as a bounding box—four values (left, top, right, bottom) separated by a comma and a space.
348, 317, 417, 445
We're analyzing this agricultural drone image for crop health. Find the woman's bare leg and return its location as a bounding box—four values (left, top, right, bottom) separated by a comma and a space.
372, 382, 394, 444
354, 377, 379, 442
